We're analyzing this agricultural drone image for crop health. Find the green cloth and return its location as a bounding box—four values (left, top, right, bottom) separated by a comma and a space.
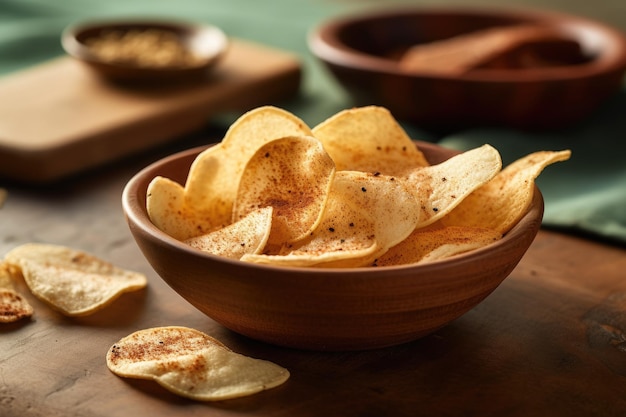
1, 0, 625, 244
439, 91, 626, 245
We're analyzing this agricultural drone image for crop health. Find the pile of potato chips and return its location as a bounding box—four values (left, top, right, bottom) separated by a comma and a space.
0, 243, 147, 321
147, 105, 570, 268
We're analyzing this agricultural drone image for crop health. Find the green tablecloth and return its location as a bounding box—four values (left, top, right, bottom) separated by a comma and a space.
1, 0, 625, 244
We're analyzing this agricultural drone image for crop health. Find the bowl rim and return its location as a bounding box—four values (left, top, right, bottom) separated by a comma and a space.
122, 140, 544, 277
61, 17, 229, 73
308, 5, 626, 82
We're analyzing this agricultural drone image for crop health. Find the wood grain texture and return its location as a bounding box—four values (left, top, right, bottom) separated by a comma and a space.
1, 133, 626, 416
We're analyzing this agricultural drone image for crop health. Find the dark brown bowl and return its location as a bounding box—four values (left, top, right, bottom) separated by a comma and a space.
309, 6, 626, 131
122, 141, 543, 351
62, 19, 228, 82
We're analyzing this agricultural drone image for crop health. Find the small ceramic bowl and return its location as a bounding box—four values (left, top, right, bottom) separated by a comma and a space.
309, 6, 626, 131
62, 19, 228, 82
122, 141, 543, 351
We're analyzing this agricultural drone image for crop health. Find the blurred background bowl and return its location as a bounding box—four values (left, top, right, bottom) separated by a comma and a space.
122, 141, 544, 351
309, 6, 626, 132
62, 19, 228, 82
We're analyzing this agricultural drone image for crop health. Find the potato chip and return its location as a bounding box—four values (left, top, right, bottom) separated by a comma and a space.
312, 106, 429, 174
147, 106, 312, 241
0, 261, 15, 289
376, 224, 502, 266
184, 106, 313, 226
4, 243, 147, 316
0, 262, 34, 323
242, 188, 382, 267
106, 326, 289, 401
147, 176, 215, 241
184, 207, 273, 259
0, 289, 34, 323
443, 150, 571, 234
243, 243, 381, 268
234, 136, 335, 246
403, 144, 502, 227
243, 170, 420, 268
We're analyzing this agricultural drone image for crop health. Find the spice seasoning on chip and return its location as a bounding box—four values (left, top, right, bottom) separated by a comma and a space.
0, 289, 34, 323
106, 326, 289, 401
0, 262, 34, 323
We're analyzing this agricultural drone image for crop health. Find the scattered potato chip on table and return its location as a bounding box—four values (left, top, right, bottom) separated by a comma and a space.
106, 326, 290, 401
0, 261, 34, 323
3, 243, 147, 316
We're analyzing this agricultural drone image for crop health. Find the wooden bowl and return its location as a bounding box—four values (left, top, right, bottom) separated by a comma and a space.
62, 19, 228, 82
309, 6, 626, 131
122, 141, 543, 351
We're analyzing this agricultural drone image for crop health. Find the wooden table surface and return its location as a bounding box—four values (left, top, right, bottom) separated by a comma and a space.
1, 132, 626, 417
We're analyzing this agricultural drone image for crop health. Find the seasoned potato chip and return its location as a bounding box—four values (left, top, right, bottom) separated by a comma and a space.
106, 326, 289, 401
184, 106, 313, 226
0, 262, 34, 323
404, 144, 502, 227
243, 243, 381, 268
244, 170, 420, 268
4, 243, 147, 316
234, 136, 335, 246
0, 289, 34, 323
312, 106, 429, 174
443, 150, 571, 233
376, 224, 502, 266
185, 207, 273, 259
148, 106, 312, 240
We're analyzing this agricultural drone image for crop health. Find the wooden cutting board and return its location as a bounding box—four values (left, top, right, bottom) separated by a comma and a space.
0, 39, 301, 183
